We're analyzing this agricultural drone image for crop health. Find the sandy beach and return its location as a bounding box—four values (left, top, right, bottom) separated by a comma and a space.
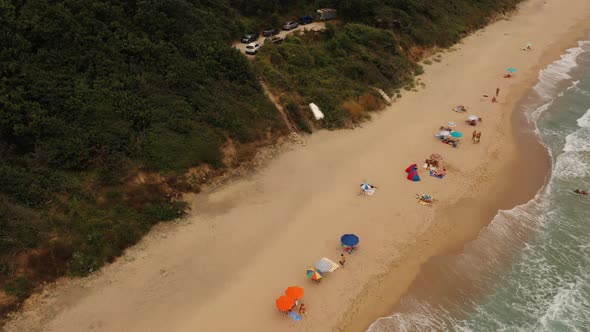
5, 0, 590, 331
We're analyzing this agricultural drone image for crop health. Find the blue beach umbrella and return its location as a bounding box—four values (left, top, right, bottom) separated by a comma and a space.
360, 182, 372, 191
507, 67, 517, 73
450, 131, 463, 138
340, 234, 360, 247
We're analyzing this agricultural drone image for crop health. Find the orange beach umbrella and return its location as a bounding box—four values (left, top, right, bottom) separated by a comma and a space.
285, 286, 304, 299
276, 295, 295, 312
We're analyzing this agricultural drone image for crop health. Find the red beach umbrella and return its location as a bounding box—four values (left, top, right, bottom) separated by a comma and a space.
285, 286, 304, 299
276, 295, 295, 312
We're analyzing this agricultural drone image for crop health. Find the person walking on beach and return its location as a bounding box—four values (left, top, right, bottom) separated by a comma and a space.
339, 254, 346, 266
476, 132, 482, 143
496, 87, 500, 97
472, 130, 477, 143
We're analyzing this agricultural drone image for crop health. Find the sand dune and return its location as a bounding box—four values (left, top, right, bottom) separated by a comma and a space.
5, 0, 590, 331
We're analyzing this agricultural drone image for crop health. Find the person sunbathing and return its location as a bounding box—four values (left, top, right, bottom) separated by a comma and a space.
453, 105, 466, 112
442, 138, 457, 148
504, 73, 512, 78
418, 194, 433, 203
574, 189, 588, 195
434, 168, 447, 176
467, 120, 477, 126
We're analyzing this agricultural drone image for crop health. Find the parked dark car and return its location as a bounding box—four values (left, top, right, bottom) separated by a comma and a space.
265, 36, 283, 45
262, 28, 279, 37
299, 15, 313, 25
282, 21, 299, 30
241, 33, 259, 43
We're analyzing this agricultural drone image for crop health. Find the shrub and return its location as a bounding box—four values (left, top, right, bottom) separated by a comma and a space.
4, 276, 33, 299
358, 93, 384, 112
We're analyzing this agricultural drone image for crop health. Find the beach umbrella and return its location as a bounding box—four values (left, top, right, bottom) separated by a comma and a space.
507, 67, 517, 73
285, 286, 304, 299
276, 295, 295, 312
405, 164, 418, 173
315, 257, 339, 273
447, 122, 457, 127
439, 131, 451, 137
306, 268, 322, 281
407, 170, 421, 182
430, 153, 442, 161
450, 131, 463, 138
340, 234, 360, 247
467, 115, 479, 121
360, 182, 372, 191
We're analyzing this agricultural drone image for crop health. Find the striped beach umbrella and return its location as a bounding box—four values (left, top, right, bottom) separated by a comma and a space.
360, 182, 372, 191
315, 257, 339, 273
306, 268, 322, 281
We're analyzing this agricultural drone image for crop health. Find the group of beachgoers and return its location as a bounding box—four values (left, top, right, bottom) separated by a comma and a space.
279, 239, 358, 321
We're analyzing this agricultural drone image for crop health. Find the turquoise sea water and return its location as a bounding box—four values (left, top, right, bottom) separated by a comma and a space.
368, 39, 590, 331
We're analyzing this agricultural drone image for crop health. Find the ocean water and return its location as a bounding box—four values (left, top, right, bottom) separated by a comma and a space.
368, 39, 590, 332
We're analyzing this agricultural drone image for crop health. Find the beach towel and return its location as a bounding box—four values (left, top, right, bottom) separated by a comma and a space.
288, 311, 301, 321
429, 170, 445, 179
418, 200, 431, 206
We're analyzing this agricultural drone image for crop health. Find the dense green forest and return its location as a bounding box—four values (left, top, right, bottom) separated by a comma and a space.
0, 0, 520, 315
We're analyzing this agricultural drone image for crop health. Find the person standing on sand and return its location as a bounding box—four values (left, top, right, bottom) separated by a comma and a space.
496, 87, 500, 97
299, 303, 306, 317
339, 254, 346, 266
476, 132, 482, 143
472, 130, 477, 143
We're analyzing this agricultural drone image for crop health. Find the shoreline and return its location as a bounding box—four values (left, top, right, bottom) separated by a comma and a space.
5, 1, 590, 331
341, 12, 590, 332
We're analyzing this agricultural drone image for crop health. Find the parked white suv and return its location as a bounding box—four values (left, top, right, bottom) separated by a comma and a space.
245, 42, 261, 55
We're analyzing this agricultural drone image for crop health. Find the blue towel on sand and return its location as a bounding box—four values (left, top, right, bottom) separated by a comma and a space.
429, 170, 445, 179
288, 311, 301, 321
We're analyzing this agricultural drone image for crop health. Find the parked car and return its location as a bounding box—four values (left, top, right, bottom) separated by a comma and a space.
265, 36, 283, 45
245, 42, 261, 55
299, 15, 314, 25
241, 33, 259, 43
262, 28, 279, 37
282, 21, 299, 30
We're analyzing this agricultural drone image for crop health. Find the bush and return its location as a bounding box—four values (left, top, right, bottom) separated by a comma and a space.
4, 276, 33, 299
283, 99, 312, 134
143, 201, 188, 224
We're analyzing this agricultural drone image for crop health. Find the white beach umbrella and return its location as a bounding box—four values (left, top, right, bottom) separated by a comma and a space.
360, 182, 372, 191
467, 115, 479, 121
439, 131, 451, 137
315, 257, 339, 273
